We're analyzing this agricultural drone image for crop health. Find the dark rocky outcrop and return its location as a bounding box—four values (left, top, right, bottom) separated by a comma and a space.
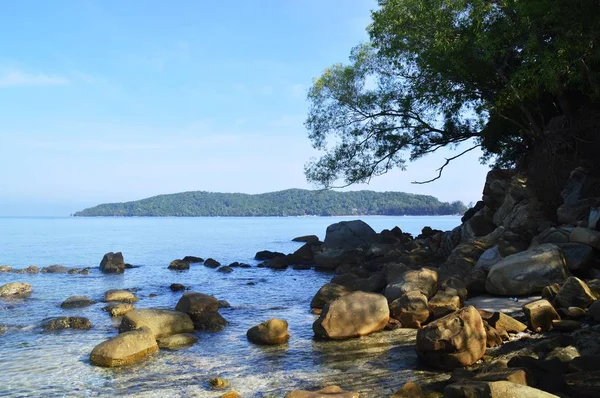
99, 252, 125, 274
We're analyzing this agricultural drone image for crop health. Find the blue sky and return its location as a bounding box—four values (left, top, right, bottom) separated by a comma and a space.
0, 0, 489, 216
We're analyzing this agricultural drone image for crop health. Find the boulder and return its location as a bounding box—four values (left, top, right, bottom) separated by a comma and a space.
170, 283, 186, 292
182, 256, 204, 263
265, 256, 289, 270
204, 258, 221, 268
440, 277, 468, 304
483, 322, 503, 347
41, 316, 92, 331
118, 309, 194, 338
389, 291, 430, 328
310, 283, 352, 309
168, 259, 190, 270
323, 220, 377, 249
522, 299, 560, 331
209, 377, 230, 390
314, 248, 360, 270
553, 277, 596, 309
175, 292, 219, 314
60, 296, 94, 308
428, 289, 461, 319
190, 311, 228, 331
485, 244, 570, 296
42, 264, 69, 273
99, 252, 125, 274
551, 319, 581, 332
482, 312, 527, 335
289, 243, 318, 265
90, 327, 158, 367
0, 282, 32, 298
390, 381, 423, 398
246, 318, 290, 345
570, 227, 600, 249
313, 291, 389, 339
254, 250, 285, 261
588, 300, 600, 322
285, 386, 359, 398
558, 197, 600, 225
104, 289, 138, 303
157, 333, 198, 349
383, 263, 411, 285
292, 235, 320, 243
530, 227, 571, 247
556, 243, 595, 272
444, 381, 559, 398
217, 266, 233, 273
103, 303, 134, 317
19, 265, 39, 274
475, 246, 503, 272
384, 268, 438, 302
482, 169, 513, 211
0, 265, 13, 272
541, 283, 561, 302
416, 306, 486, 370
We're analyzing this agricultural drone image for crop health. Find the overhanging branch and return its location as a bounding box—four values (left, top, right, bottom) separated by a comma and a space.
412, 144, 481, 184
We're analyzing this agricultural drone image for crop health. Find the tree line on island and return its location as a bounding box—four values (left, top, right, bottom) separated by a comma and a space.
73, 189, 466, 217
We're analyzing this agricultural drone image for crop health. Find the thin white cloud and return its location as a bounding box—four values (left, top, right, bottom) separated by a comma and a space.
0, 70, 69, 87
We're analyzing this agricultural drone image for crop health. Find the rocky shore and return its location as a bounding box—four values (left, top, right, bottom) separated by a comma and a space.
2, 167, 600, 397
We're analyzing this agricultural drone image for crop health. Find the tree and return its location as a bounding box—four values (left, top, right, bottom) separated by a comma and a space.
305, 0, 600, 188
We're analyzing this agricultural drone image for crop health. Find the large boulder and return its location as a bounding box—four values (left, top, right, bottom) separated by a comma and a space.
314, 248, 360, 270
389, 291, 430, 328
175, 292, 219, 314
0, 282, 32, 298
168, 259, 190, 270
556, 243, 595, 272
570, 227, 600, 249
485, 244, 570, 296
104, 289, 138, 303
384, 268, 438, 302
558, 198, 600, 225
60, 296, 94, 308
99, 252, 125, 274
254, 250, 285, 261
313, 291, 389, 339
246, 319, 290, 345
118, 309, 194, 338
416, 306, 486, 370
90, 327, 158, 367
310, 283, 352, 309
323, 220, 377, 249
285, 386, 359, 398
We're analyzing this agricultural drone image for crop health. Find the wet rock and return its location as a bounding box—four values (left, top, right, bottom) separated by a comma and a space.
416, 306, 486, 370
285, 385, 359, 398
60, 295, 94, 308
208, 377, 230, 390
384, 268, 438, 302
522, 299, 560, 331
265, 256, 289, 270
292, 235, 320, 243
218, 300, 231, 308
428, 289, 461, 319
191, 311, 228, 331
246, 318, 290, 345
103, 303, 134, 317
553, 276, 596, 309
17, 265, 39, 274
314, 248, 360, 270
0, 265, 13, 272
170, 283, 186, 292
485, 244, 569, 296
324, 219, 377, 249
293, 264, 312, 270
310, 283, 352, 310
0, 282, 32, 298
41, 316, 91, 331
204, 258, 221, 268
157, 333, 198, 349
254, 250, 285, 261
313, 291, 389, 339
217, 266, 233, 273
390, 381, 422, 397
118, 309, 194, 338
570, 227, 600, 249
99, 252, 125, 274
444, 380, 558, 398
182, 256, 204, 263
104, 289, 138, 303
389, 291, 430, 328
168, 259, 190, 270
175, 292, 219, 314
90, 327, 158, 367
42, 264, 68, 273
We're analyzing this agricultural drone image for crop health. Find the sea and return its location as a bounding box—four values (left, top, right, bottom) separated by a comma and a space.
0, 216, 460, 397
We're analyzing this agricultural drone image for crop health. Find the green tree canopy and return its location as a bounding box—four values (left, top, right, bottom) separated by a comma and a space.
305, 0, 600, 188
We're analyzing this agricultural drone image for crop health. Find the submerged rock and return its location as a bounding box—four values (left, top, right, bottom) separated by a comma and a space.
246, 319, 290, 345
60, 296, 94, 308
90, 327, 158, 367
118, 309, 194, 338
103, 303, 134, 317
182, 256, 204, 263
204, 258, 221, 268
170, 283, 186, 292
217, 266, 233, 273
99, 252, 125, 274
416, 306, 486, 370
168, 259, 190, 270
0, 282, 32, 298
41, 316, 91, 331
208, 377, 230, 390
42, 264, 68, 273
157, 333, 198, 349
313, 291, 389, 339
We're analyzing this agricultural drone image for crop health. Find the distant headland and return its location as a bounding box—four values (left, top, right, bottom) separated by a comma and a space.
73, 189, 466, 217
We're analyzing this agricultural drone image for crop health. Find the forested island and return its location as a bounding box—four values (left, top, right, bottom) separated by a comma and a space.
73, 189, 466, 217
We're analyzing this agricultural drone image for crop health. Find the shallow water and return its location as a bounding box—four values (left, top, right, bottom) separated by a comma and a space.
0, 216, 458, 397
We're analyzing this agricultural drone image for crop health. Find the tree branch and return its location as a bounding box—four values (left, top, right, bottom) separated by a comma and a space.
412, 144, 481, 184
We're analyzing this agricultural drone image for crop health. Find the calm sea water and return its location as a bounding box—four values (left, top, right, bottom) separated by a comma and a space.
0, 216, 459, 397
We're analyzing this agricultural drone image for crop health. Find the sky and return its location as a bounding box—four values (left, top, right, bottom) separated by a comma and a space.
0, 0, 490, 216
